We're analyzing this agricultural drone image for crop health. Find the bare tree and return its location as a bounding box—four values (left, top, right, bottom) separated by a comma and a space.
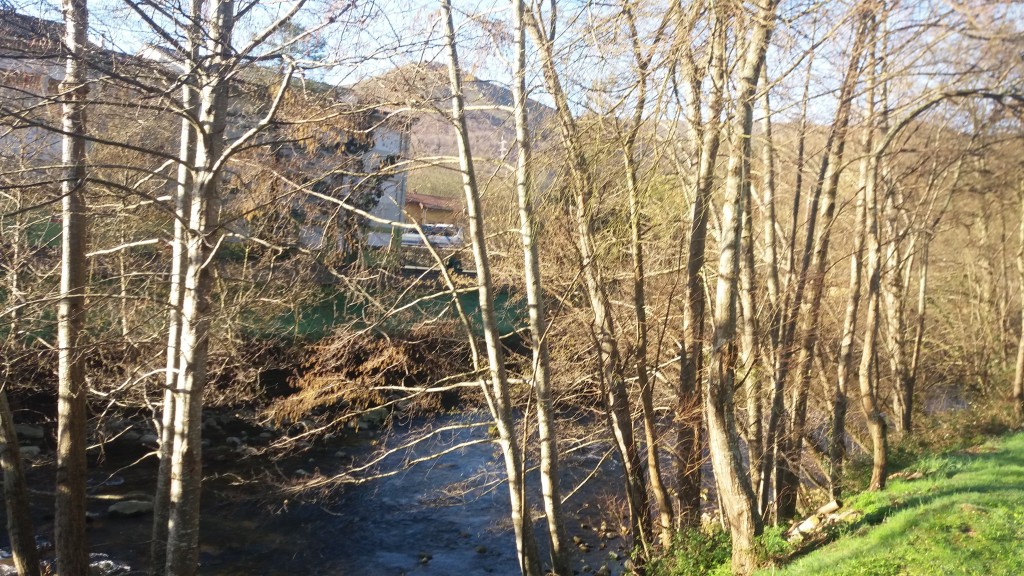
0, 389, 41, 576
442, 2, 542, 574
526, 1, 650, 550
151, 3, 201, 571
56, 0, 91, 573
510, 0, 567, 571
1015, 181, 1024, 421
705, 1, 777, 572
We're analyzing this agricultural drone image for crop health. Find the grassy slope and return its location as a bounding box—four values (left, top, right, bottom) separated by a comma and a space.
770, 432, 1024, 575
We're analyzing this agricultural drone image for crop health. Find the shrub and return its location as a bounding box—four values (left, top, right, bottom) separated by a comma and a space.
648, 525, 731, 576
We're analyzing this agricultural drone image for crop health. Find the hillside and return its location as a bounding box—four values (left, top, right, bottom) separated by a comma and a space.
767, 432, 1024, 575
353, 63, 557, 197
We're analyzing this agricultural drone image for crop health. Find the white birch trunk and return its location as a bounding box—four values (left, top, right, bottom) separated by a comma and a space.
442, 3, 542, 574
56, 0, 90, 572
151, 4, 200, 569
511, 0, 567, 571
164, 2, 233, 573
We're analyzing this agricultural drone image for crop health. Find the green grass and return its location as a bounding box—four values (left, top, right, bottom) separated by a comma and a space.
768, 432, 1024, 576
246, 283, 525, 341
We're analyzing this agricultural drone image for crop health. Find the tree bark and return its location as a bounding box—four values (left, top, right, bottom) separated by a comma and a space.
706, 2, 776, 572
444, 3, 542, 574
152, 7, 200, 572
620, 1, 675, 548
776, 14, 870, 519
759, 36, 818, 520
858, 20, 889, 490
830, 122, 871, 502
56, 0, 90, 573
0, 390, 42, 576
526, 5, 649, 549
164, 2, 233, 574
510, 0, 568, 572
676, 5, 726, 526
1014, 183, 1024, 421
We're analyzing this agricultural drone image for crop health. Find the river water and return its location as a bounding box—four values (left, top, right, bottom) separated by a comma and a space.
5, 411, 636, 575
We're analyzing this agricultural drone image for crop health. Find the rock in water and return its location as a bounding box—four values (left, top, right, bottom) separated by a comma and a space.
89, 553, 131, 576
14, 423, 45, 439
107, 500, 154, 518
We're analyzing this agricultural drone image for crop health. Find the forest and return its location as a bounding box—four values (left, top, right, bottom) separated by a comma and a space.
1, 0, 1023, 575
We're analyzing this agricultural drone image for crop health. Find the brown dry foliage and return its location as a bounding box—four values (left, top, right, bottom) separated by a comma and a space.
268, 323, 472, 425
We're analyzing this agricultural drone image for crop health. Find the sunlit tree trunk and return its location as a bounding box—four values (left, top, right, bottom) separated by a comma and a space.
676, 4, 726, 526
777, 17, 869, 519
739, 135, 762, 496
759, 37, 818, 520
883, 187, 912, 435
619, 1, 675, 548
56, 0, 90, 573
164, 2, 233, 574
510, 0, 567, 571
444, 3, 542, 574
526, 4, 650, 550
753, 78, 779, 500
152, 4, 200, 571
830, 120, 872, 502
858, 20, 888, 490
706, 2, 776, 572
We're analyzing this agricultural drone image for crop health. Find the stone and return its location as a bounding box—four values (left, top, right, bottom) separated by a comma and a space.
226, 436, 243, 447
139, 433, 159, 445
108, 500, 154, 518
89, 553, 131, 576
595, 565, 611, 576
20, 445, 41, 459
475, 545, 487, 554
14, 423, 44, 439
119, 430, 141, 443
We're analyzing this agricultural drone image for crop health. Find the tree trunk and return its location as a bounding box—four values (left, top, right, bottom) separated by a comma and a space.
676, 7, 726, 526
739, 140, 763, 496
525, 7, 649, 549
754, 79, 780, 505
830, 122, 872, 502
620, 2, 675, 548
510, 0, 567, 572
759, 38, 819, 521
858, 24, 888, 490
0, 391, 42, 576
882, 177, 913, 436
56, 0, 90, 573
772, 12, 871, 521
1014, 184, 1024, 421
444, 3, 542, 574
706, 2, 776, 572
164, 2, 233, 574
152, 11, 200, 572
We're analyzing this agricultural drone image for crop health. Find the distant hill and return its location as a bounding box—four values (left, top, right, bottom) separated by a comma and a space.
353, 63, 556, 196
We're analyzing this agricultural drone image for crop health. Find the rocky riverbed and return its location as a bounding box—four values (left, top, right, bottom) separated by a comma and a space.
2, 411, 645, 575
